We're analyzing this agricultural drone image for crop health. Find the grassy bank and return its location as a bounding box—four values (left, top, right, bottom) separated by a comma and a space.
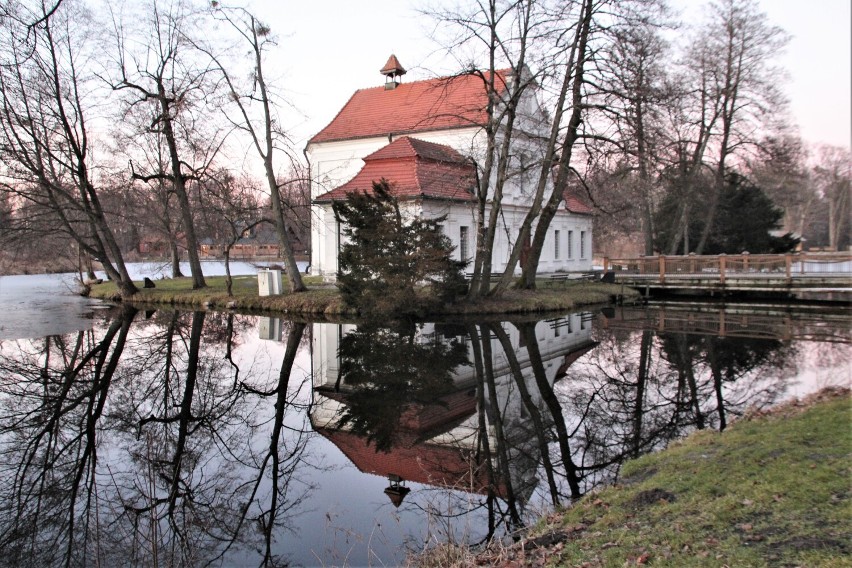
87, 275, 639, 318
420, 388, 851, 567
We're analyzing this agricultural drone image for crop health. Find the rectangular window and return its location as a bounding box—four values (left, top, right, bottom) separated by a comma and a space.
567, 231, 574, 259
460, 226, 469, 261
554, 230, 560, 260
580, 231, 586, 259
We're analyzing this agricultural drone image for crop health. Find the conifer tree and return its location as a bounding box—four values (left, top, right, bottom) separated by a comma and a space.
332, 181, 467, 315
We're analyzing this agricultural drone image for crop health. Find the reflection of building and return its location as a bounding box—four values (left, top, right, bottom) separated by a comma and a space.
258, 317, 284, 342
310, 315, 596, 507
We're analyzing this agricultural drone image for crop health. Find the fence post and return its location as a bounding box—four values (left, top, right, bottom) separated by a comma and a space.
785, 253, 792, 283
603, 257, 609, 275
689, 252, 696, 274
659, 255, 666, 284
742, 251, 749, 273
719, 254, 726, 285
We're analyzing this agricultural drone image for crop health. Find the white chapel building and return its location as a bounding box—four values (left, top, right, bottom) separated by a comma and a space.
306, 55, 593, 281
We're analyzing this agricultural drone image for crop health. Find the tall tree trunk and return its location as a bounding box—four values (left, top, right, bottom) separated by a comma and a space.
169, 239, 184, 278
158, 86, 205, 289
520, 0, 593, 290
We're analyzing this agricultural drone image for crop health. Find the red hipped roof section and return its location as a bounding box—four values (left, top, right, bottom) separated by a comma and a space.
309, 71, 508, 144
314, 136, 476, 202
564, 193, 593, 215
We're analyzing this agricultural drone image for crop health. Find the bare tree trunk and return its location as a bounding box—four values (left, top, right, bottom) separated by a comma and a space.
158, 89, 206, 289
169, 239, 184, 278
224, 246, 233, 296
519, 0, 593, 290
203, 7, 305, 293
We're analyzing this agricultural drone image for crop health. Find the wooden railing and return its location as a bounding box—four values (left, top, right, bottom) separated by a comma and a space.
602, 251, 852, 285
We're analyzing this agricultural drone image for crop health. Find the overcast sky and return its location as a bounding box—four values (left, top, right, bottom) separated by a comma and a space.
252, 0, 851, 154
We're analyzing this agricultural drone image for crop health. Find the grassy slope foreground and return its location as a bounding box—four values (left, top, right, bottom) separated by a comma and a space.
87, 275, 638, 317
418, 388, 851, 568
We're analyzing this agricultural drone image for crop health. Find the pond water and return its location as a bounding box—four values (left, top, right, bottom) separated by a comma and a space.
0, 274, 848, 567
0, 261, 304, 340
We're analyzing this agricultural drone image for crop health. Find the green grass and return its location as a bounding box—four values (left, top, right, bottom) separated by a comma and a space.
415, 391, 851, 567
525, 390, 852, 568
87, 275, 639, 318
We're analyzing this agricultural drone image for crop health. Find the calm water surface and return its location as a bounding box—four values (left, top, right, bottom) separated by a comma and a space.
0, 274, 848, 566
0, 261, 302, 340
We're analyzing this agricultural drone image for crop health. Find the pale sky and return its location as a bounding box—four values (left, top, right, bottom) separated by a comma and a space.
252, 0, 851, 153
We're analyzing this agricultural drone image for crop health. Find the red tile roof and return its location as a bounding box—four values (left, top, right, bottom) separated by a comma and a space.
309, 71, 509, 144
314, 136, 476, 203
564, 192, 593, 215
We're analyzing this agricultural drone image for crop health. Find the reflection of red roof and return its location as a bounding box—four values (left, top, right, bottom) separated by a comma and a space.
554, 342, 598, 380
309, 72, 508, 144
316, 386, 477, 433
317, 428, 504, 498
314, 137, 476, 203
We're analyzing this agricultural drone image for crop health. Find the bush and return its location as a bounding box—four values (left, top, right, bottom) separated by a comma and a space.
332, 180, 467, 315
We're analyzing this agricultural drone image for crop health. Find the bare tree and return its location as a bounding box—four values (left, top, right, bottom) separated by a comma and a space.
586, 2, 673, 255
200, 171, 266, 295
0, 0, 138, 295
198, 4, 306, 292
104, 0, 223, 289
813, 145, 851, 251
691, 0, 789, 254
430, 0, 598, 296
748, 134, 813, 238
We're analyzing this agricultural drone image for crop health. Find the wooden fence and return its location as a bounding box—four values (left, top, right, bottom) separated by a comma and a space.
602, 251, 852, 285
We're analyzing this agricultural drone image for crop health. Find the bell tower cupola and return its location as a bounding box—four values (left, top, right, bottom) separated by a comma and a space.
380, 54, 406, 90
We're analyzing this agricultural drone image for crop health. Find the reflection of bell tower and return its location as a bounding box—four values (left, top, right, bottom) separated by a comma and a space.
383, 474, 411, 507
380, 54, 406, 90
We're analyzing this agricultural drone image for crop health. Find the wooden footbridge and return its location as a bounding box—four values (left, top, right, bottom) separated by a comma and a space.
602, 252, 852, 299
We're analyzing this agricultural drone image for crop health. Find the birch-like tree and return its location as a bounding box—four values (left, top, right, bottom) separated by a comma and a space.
430, 0, 599, 296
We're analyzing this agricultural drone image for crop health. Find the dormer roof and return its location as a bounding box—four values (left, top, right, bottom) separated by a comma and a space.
314, 136, 476, 203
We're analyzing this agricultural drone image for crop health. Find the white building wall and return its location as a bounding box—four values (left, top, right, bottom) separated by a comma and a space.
307, 90, 594, 279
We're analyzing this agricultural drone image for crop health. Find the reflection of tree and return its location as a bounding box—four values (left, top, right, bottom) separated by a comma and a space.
466, 323, 523, 531
334, 320, 469, 452
0, 306, 137, 566
660, 334, 794, 431
107, 312, 313, 566
231, 322, 309, 566
513, 323, 583, 499
559, 327, 795, 487
0, 309, 315, 566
